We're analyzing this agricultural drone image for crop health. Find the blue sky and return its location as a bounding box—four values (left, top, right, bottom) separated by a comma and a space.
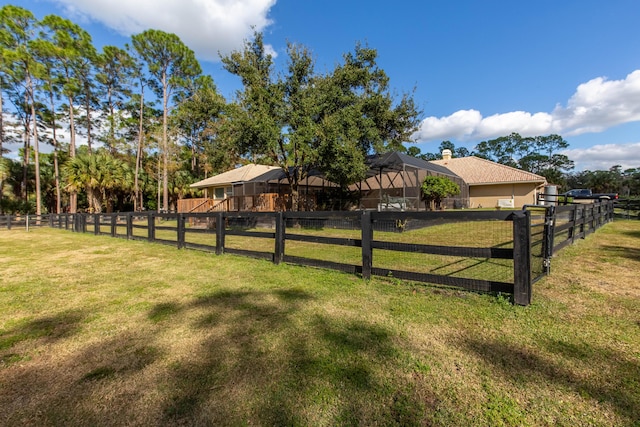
4, 0, 640, 171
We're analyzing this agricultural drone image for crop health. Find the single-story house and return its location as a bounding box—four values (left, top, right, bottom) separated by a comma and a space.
431, 150, 547, 209
189, 164, 280, 201
181, 150, 546, 212
182, 163, 337, 212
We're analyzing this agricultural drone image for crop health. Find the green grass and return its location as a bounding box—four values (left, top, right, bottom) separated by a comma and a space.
1, 222, 639, 426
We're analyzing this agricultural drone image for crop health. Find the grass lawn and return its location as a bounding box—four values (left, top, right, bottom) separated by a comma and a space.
1, 221, 639, 426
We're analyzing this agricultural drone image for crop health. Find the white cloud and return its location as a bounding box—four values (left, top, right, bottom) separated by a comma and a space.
475, 111, 553, 139
50, 0, 277, 61
416, 109, 482, 140
563, 142, 640, 171
414, 70, 640, 143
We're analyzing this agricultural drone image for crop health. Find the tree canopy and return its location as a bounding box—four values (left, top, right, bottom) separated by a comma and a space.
420, 175, 460, 210
475, 133, 574, 184
222, 33, 421, 210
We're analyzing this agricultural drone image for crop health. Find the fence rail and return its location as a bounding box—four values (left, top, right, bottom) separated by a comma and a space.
1, 201, 616, 306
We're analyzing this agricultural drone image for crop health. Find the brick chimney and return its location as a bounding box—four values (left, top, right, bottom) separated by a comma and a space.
442, 149, 452, 161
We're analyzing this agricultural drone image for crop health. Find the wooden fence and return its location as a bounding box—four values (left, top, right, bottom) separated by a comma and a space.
614, 198, 640, 219
1, 201, 616, 306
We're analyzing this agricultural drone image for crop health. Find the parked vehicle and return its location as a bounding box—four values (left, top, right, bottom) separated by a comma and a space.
562, 189, 619, 201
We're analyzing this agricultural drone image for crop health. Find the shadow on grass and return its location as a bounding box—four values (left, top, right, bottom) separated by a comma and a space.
458, 336, 640, 423
620, 228, 640, 239
0, 288, 426, 426
0, 310, 86, 352
0, 327, 162, 426
600, 244, 640, 262
148, 302, 182, 323
160, 288, 425, 426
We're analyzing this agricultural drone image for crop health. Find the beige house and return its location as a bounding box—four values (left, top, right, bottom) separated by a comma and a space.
180, 164, 280, 212
432, 150, 546, 209
190, 164, 280, 200
183, 163, 337, 212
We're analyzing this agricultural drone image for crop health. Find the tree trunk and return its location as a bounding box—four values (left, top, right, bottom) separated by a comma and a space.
49, 92, 61, 214
85, 87, 92, 155
162, 73, 169, 212
22, 92, 30, 204
290, 187, 300, 212
134, 90, 144, 212
21, 126, 29, 204
68, 99, 77, 213
87, 187, 101, 213
30, 97, 41, 216
157, 158, 161, 212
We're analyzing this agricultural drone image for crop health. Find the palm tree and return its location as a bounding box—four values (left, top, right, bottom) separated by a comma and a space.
64, 151, 134, 213
64, 153, 100, 212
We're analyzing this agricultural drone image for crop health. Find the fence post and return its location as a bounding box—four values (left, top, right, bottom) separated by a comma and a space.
570, 205, 577, 243
177, 214, 185, 249
126, 213, 133, 239
93, 214, 99, 235
49, 214, 54, 228
512, 210, 532, 306
543, 205, 556, 274
361, 210, 373, 279
215, 212, 225, 255
611, 200, 616, 222
109, 214, 116, 237
148, 213, 156, 242
6, 215, 11, 230
274, 212, 285, 264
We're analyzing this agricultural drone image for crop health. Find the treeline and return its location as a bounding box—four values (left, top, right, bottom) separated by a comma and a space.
0, 5, 420, 214
411, 135, 640, 197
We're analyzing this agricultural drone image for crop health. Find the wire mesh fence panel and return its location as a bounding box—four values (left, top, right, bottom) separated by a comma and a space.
524, 207, 547, 283
114, 214, 128, 238
370, 211, 515, 287
371, 214, 514, 247
183, 213, 218, 251
372, 249, 514, 283
224, 213, 277, 260
284, 240, 363, 271
99, 214, 111, 235
614, 199, 640, 219
154, 213, 179, 244
84, 215, 96, 234
130, 214, 149, 240
282, 212, 363, 273
284, 212, 362, 238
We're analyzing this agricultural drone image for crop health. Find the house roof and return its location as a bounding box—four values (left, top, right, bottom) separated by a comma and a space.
431, 156, 546, 185
190, 164, 280, 189
365, 151, 460, 178
249, 167, 338, 187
